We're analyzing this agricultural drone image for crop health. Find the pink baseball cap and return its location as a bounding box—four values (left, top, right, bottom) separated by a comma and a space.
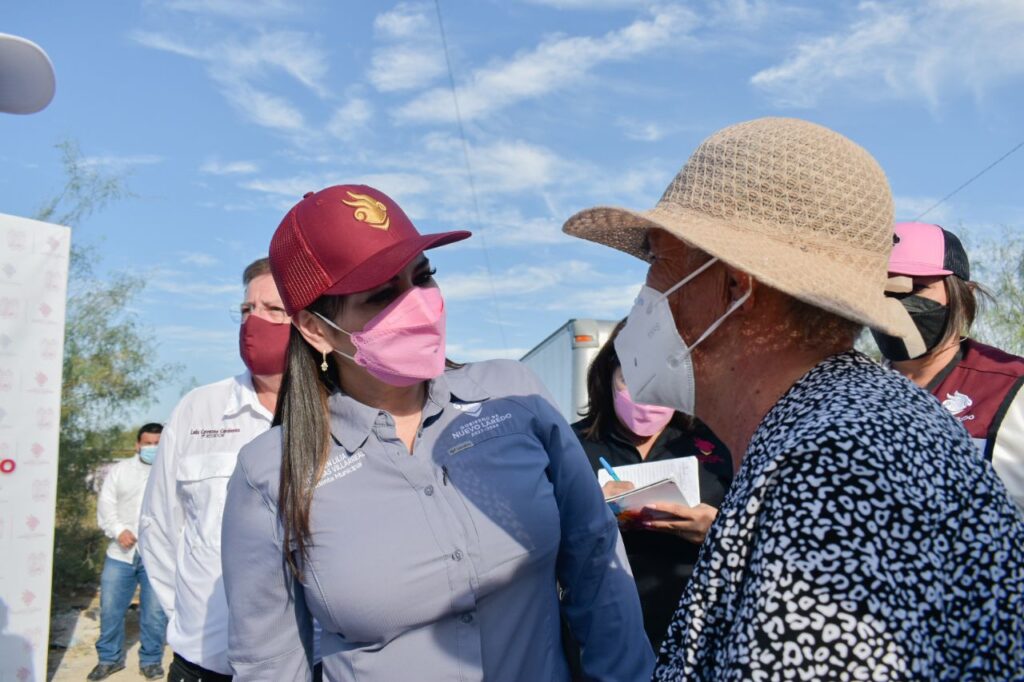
269, 185, 471, 315
888, 222, 970, 281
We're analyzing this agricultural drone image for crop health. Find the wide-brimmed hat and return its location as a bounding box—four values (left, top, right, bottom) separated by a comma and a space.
0, 33, 55, 114
270, 184, 470, 315
563, 117, 923, 355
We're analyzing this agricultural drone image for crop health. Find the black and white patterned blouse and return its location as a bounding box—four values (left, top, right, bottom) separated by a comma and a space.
653, 351, 1024, 681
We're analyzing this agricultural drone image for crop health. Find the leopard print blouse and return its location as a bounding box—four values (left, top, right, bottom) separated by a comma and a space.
653, 352, 1024, 681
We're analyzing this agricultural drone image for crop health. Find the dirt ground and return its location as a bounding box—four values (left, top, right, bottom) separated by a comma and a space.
48, 589, 172, 682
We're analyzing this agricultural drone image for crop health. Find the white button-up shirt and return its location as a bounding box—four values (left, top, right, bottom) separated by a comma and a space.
97, 455, 152, 564
139, 372, 272, 675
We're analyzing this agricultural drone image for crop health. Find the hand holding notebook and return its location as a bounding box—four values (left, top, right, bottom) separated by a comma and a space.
604, 477, 691, 525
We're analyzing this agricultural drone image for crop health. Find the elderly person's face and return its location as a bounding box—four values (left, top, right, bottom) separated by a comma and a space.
644, 229, 731, 350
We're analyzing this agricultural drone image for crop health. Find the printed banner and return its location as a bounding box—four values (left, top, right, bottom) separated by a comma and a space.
0, 213, 70, 682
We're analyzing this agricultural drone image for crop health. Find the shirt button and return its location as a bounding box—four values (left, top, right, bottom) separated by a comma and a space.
452, 549, 463, 561
460, 613, 474, 624
424, 485, 434, 497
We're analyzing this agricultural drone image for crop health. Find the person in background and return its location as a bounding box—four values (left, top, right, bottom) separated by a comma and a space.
89, 424, 168, 681
138, 257, 290, 682
571, 319, 732, 649
220, 184, 652, 681
564, 117, 1024, 679
872, 222, 1024, 511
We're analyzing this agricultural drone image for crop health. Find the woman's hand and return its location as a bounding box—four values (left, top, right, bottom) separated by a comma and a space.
601, 481, 635, 499
640, 503, 718, 544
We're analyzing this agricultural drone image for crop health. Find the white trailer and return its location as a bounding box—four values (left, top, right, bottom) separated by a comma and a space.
520, 318, 618, 424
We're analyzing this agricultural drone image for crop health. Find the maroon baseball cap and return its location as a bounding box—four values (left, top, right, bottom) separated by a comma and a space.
270, 185, 471, 314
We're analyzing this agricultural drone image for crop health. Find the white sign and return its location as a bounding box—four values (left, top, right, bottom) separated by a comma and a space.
0, 213, 70, 682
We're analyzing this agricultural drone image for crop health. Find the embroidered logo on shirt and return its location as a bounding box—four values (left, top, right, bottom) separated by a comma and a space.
942, 391, 973, 416
450, 412, 513, 440
317, 451, 366, 488
693, 437, 723, 464
451, 401, 484, 417
189, 427, 243, 438
449, 441, 474, 456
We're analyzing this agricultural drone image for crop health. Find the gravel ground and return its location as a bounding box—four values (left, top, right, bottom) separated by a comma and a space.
48, 590, 172, 682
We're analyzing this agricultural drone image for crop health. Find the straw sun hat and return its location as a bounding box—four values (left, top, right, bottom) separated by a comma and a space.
563, 117, 924, 356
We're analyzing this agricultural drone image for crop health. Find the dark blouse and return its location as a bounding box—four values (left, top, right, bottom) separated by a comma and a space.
653, 352, 1024, 680
570, 417, 733, 649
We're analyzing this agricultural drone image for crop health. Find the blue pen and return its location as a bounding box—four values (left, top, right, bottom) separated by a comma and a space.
599, 457, 621, 482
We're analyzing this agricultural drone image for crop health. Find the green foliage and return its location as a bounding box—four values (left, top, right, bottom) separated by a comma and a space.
39, 141, 176, 593
34, 140, 129, 230
973, 233, 1024, 356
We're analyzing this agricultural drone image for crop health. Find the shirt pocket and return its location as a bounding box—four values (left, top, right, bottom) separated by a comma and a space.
175, 451, 238, 549
444, 429, 561, 576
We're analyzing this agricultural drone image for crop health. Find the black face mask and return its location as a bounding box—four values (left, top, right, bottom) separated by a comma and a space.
871, 294, 950, 362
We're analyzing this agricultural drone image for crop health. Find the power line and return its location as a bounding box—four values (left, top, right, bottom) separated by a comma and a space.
434, 0, 509, 351
914, 139, 1024, 221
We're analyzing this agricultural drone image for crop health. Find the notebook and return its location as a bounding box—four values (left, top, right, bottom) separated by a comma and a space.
604, 478, 691, 523
597, 457, 700, 507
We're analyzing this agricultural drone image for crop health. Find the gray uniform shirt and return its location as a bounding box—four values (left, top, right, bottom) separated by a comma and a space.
221, 360, 653, 681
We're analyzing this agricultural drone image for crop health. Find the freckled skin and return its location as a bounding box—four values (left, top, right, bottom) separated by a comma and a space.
642, 229, 851, 473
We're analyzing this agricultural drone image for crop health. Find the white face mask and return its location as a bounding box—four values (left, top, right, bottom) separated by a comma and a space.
614, 257, 750, 415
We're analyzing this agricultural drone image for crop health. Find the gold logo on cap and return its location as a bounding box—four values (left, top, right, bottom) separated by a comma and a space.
342, 191, 390, 231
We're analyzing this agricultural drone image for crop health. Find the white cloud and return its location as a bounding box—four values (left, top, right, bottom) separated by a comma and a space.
131, 30, 328, 133
239, 136, 581, 204
198, 199, 264, 212
80, 154, 163, 169
130, 30, 204, 59
160, 0, 293, 19
893, 195, 952, 223
240, 172, 433, 204
149, 269, 240, 297
375, 3, 433, 39
751, 0, 1024, 108
368, 5, 444, 92
543, 282, 640, 318
414, 133, 589, 197
200, 159, 260, 175
523, 0, 650, 8
220, 81, 306, 131
369, 46, 446, 92
463, 210, 572, 247
395, 5, 697, 123
239, 175, 325, 198
470, 139, 568, 192
442, 260, 608, 301
446, 343, 530, 362
707, 0, 777, 28
156, 325, 236, 347
619, 119, 668, 142
219, 31, 329, 96
179, 252, 220, 267
327, 98, 374, 140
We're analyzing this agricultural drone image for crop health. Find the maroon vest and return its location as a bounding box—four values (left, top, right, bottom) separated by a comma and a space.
929, 339, 1024, 459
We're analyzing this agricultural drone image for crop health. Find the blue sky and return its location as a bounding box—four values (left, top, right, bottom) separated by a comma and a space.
3, 0, 1024, 423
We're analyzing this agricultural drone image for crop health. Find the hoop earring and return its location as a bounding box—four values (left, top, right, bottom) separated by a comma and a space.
320, 351, 329, 372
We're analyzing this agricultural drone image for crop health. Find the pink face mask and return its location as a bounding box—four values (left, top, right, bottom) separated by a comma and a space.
314, 286, 446, 387
613, 385, 674, 437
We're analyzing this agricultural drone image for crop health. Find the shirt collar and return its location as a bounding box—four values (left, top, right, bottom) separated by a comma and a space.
437, 364, 491, 404
327, 366, 493, 453
223, 371, 274, 421
328, 390, 382, 453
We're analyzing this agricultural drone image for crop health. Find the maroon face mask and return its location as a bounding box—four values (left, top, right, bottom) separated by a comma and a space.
239, 315, 290, 376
